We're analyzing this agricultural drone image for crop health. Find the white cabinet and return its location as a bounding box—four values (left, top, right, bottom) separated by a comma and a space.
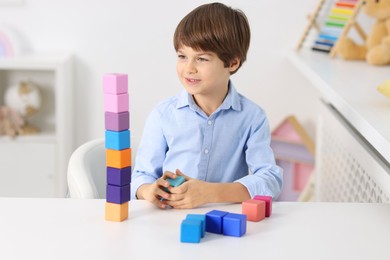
287, 50, 390, 202
0, 53, 73, 197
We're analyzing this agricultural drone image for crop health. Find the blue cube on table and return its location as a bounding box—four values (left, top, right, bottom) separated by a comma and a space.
222, 213, 247, 237
205, 210, 228, 234
180, 219, 202, 243
186, 214, 206, 238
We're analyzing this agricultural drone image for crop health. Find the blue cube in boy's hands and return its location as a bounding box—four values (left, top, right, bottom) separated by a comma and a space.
181, 219, 202, 243
166, 175, 186, 187
164, 175, 186, 193
222, 213, 247, 237
205, 210, 229, 234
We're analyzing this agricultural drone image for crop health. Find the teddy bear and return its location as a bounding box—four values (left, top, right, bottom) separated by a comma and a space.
0, 106, 25, 137
337, 0, 390, 65
0, 81, 42, 137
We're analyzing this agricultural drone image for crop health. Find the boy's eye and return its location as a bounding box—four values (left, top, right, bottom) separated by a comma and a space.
197, 57, 208, 62
178, 54, 186, 59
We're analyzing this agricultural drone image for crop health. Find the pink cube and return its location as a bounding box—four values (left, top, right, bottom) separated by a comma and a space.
242, 199, 265, 222
104, 93, 129, 113
254, 195, 272, 217
103, 74, 128, 94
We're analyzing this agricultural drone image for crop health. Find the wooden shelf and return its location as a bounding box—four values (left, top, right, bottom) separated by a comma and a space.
0, 52, 73, 197
0, 52, 72, 70
0, 132, 56, 143
287, 49, 390, 163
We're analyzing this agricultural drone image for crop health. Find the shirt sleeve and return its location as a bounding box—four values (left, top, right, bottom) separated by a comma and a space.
131, 107, 168, 199
234, 113, 283, 199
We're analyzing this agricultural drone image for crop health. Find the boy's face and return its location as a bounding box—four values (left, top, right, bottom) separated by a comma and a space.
176, 45, 239, 98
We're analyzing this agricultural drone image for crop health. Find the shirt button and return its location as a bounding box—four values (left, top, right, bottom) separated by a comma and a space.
207, 120, 212, 125
204, 149, 209, 154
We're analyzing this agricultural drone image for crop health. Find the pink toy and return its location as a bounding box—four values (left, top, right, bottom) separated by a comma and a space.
103, 74, 128, 94
271, 116, 315, 201
104, 93, 129, 113
242, 199, 265, 222
253, 195, 272, 217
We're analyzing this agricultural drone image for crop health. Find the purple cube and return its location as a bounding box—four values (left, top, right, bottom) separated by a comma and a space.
107, 167, 131, 186
106, 184, 130, 204
105, 111, 129, 131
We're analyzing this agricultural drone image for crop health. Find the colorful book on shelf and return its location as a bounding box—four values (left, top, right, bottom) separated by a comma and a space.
311, 0, 359, 53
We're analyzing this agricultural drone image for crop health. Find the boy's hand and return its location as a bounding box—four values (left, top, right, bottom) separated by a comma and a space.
136, 171, 178, 209
165, 169, 212, 209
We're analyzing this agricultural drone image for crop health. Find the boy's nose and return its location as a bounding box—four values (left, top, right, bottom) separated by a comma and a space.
185, 61, 197, 74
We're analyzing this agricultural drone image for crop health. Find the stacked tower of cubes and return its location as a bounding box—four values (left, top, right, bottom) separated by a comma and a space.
103, 73, 131, 222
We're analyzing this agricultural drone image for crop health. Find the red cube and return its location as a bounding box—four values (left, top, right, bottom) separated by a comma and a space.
242, 199, 265, 222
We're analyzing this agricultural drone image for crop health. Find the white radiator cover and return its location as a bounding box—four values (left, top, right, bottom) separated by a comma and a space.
316, 101, 390, 202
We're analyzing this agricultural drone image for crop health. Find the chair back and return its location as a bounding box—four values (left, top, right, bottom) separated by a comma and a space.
67, 139, 105, 198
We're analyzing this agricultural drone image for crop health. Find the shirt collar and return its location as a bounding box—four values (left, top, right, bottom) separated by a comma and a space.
175, 81, 242, 112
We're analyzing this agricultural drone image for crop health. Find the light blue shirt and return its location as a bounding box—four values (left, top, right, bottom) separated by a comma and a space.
131, 82, 283, 199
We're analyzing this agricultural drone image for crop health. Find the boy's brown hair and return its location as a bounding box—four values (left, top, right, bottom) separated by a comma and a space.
174, 2, 250, 74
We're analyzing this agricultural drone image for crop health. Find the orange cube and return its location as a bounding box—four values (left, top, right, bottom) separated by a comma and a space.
242, 199, 265, 222
106, 148, 131, 168
105, 202, 129, 222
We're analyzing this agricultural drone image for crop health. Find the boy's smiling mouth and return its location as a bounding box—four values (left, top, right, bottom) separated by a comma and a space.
185, 78, 201, 84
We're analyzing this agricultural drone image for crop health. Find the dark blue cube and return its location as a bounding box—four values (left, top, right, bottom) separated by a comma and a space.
222, 213, 247, 237
205, 210, 228, 234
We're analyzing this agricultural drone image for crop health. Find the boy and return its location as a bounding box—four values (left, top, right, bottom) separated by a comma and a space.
131, 2, 282, 209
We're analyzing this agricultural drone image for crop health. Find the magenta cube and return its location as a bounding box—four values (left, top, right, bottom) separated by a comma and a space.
106, 184, 130, 204
105, 111, 129, 131
103, 73, 128, 94
254, 195, 272, 217
107, 167, 131, 186
104, 93, 129, 113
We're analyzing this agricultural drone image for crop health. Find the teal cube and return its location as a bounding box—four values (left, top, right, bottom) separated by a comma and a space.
180, 219, 202, 243
164, 175, 186, 193
167, 176, 186, 187
105, 130, 130, 150
186, 214, 206, 238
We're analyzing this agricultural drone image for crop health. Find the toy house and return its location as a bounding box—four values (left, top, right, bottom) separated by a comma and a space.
270, 116, 315, 201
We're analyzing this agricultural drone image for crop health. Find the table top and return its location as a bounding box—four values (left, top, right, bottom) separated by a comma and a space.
287, 49, 390, 164
1, 198, 390, 260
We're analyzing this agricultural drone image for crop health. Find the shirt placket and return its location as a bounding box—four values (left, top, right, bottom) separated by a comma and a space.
197, 116, 215, 180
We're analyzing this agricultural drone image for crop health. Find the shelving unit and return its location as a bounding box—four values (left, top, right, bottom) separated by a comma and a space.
0, 53, 73, 197
287, 49, 390, 202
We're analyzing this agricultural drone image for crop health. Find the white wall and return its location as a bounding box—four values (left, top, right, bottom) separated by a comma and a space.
0, 0, 320, 148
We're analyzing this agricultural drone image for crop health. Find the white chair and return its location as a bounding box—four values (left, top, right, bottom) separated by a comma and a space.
67, 137, 138, 199
67, 139, 106, 198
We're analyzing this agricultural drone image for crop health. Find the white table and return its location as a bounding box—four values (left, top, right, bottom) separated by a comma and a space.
1, 198, 390, 260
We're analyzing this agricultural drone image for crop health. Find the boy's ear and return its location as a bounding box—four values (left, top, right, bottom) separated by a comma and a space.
228, 58, 241, 73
